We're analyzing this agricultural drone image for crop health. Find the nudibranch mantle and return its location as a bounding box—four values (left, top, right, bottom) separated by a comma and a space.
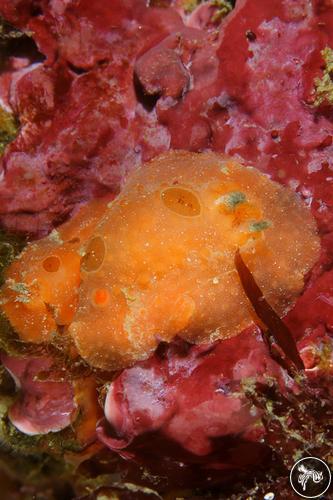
0, 151, 320, 370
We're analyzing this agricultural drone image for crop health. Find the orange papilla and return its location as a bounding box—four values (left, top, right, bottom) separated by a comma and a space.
73, 376, 102, 445
92, 288, 110, 306
63, 375, 104, 466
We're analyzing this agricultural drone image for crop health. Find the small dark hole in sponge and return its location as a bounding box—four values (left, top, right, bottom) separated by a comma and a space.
31, 5, 43, 17
133, 73, 160, 112
67, 63, 89, 75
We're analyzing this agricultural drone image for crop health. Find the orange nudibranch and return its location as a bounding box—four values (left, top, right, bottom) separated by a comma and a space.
0, 151, 320, 370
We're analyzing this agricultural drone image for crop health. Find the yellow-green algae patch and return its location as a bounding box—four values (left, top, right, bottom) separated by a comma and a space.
0, 107, 18, 155
314, 47, 333, 107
